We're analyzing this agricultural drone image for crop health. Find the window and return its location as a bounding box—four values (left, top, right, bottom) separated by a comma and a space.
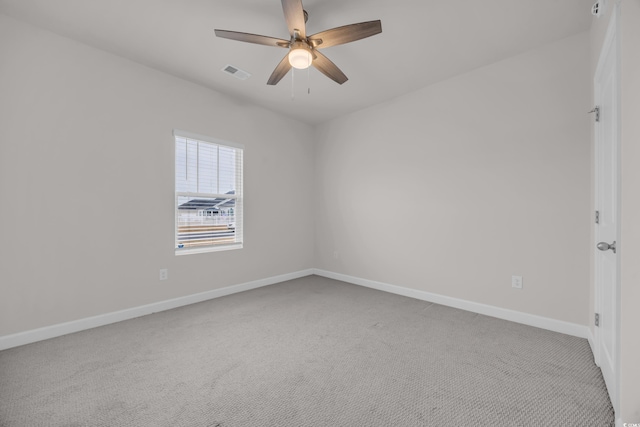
174, 130, 243, 255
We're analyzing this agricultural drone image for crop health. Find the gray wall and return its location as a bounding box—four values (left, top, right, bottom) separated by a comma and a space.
314, 33, 591, 325
619, 2, 640, 419
0, 14, 315, 336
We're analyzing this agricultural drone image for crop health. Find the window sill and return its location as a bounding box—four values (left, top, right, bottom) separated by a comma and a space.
175, 243, 243, 256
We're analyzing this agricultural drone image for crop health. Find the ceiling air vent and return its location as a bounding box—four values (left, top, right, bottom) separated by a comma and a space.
222, 64, 251, 80
592, 0, 606, 17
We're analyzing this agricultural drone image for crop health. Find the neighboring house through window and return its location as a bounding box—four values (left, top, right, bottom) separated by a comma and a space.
174, 130, 243, 255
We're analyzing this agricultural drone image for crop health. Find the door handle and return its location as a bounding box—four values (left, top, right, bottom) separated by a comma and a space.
597, 241, 616, 254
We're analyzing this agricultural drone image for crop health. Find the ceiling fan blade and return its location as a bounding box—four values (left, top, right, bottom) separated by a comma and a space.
267, 54, 293, 85
215, 30, 289, 47
281, 0, 306, 39
312, 51, 348, 85
309, 20, 382, 49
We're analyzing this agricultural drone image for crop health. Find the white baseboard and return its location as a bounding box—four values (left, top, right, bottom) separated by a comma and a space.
313, 269, 590, 339
587, 327, 596, 357
0, 268, 592, 351
0, 269, 314, 351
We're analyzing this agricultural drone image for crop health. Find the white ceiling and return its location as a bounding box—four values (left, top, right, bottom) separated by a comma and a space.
0, 0, 593, 125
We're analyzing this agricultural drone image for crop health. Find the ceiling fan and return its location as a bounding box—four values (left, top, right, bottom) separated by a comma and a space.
214, 0, 382, 85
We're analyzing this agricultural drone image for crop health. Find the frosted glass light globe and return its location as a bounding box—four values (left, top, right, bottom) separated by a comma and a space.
288, 47, 312, 69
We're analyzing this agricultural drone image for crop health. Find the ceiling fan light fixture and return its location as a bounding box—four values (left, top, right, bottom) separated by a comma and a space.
214, 1, 382, 85
288, 45, 313, 69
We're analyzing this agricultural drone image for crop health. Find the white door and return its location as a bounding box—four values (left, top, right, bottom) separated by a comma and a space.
594, 8, 619, 412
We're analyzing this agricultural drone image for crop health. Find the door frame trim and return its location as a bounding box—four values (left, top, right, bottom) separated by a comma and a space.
593, 2, 621, 414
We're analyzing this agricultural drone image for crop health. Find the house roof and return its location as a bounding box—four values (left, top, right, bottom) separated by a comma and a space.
179, 191, 236, 210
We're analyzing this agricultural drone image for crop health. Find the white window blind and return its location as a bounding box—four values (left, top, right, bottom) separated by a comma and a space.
174, 130, 243, 255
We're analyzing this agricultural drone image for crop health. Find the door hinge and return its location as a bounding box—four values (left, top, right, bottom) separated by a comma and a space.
595, 210, 600, 224
595, 313, 600, 327
589, 106, 600, 122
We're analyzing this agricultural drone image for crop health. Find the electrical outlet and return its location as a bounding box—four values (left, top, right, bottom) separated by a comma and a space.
512, 275, 523, 289
159, 269, 168, 281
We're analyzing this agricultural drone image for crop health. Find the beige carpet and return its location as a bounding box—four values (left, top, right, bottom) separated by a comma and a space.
0, 275, 614, 426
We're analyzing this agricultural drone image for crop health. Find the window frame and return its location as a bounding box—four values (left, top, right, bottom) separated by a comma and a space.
173, 129, 244, 256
